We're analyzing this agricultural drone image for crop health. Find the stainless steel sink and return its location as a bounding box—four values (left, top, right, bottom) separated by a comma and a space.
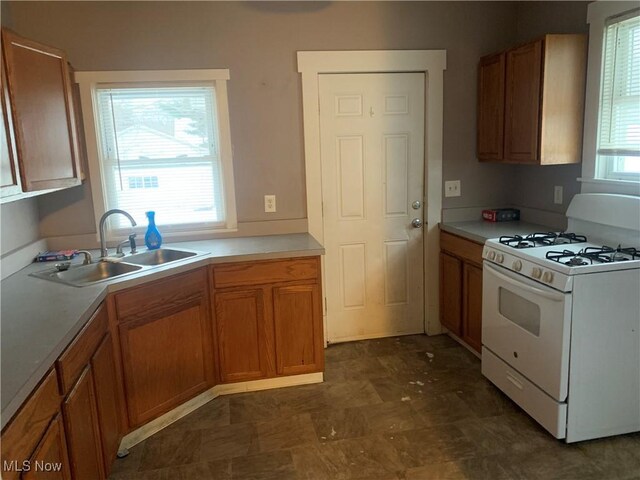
125, 248, 198, 266
32, 261, 143, 287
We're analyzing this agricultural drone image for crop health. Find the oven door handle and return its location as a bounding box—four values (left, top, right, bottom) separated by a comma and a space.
484, 262, 566, 302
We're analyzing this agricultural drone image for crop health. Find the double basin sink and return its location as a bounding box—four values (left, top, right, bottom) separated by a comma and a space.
31, 248, 204, 287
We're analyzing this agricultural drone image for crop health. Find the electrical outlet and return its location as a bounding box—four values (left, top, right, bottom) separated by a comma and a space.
264, 195, 276, 213
444, 180, 461, 198
554, 186, 563, 205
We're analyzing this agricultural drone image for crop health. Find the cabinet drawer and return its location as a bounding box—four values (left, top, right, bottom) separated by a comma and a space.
213, 257, 319, 289
440, 231, 483, 266
115, 268, 207, 323
57, 303, 108, 394
1, 369, 61, 480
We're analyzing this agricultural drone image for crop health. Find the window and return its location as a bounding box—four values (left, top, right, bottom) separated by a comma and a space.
596, 10, 640, 182
76, 70, 237, 238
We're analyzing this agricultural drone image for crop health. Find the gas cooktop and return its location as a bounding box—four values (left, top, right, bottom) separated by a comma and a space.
499, 232, 587, 249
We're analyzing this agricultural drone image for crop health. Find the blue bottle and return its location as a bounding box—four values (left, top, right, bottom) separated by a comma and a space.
144, 211, 162, 250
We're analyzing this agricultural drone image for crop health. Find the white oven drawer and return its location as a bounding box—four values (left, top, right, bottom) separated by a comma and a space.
482, 347, 567, 439
482, 262, 572, 401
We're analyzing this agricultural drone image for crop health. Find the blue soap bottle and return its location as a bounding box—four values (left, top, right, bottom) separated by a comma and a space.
144, 211, 162, 250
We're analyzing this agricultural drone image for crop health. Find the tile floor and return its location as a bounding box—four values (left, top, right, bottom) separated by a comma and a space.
109, 335, 640, 479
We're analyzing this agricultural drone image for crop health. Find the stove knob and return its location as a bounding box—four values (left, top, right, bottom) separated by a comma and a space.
496, 253, 504, 263
488, 251, 496, 260
532, 267, 542, 279
513, 260, 522, 272
542, 271, 554, 283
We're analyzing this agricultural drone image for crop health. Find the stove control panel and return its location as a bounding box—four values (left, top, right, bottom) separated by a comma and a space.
482, 245, 572, 292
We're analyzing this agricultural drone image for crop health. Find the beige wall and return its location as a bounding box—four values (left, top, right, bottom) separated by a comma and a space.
1, 1, 590, 245
4, 1, 521, 239
0, 199, 40, 256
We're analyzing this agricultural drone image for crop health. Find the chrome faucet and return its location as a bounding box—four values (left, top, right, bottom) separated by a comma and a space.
99, 209, 137, 258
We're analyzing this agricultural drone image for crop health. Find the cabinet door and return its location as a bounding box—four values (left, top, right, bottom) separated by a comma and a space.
462, 263, 483, 353
62, 366, 105, 480
22, 414, 71, 480
119, 297, 214, 427
1, 29, 81, 191
440, 252, 462, 336
504, 40, 542, 163
477, 52, 505, 161
215, 288, 272, 383
90, 333, 121, 476
273, 284, 323, 376
0, 54, 20, 198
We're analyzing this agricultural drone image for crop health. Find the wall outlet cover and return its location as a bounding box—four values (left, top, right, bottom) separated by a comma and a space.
554, 186, 563, 205
444, 180, 461, 198
264, 194, 276, 212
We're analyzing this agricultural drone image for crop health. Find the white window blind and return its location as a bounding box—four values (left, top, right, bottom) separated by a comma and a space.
597, 10, 640, 180
95, 86, 227, 232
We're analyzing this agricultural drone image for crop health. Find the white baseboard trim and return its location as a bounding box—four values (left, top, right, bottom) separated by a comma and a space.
1, 238, 48, 280
327, 329, 425, 345
120, 372, 324, 449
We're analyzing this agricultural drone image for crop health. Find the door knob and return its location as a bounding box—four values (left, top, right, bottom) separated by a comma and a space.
411, 218, 423, 228
412, 200, 422, 210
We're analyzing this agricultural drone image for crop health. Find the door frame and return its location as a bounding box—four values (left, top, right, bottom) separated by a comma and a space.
297, 50, 446, 338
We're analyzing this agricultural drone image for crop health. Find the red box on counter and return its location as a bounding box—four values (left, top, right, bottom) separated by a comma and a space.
482, 208, 520, 222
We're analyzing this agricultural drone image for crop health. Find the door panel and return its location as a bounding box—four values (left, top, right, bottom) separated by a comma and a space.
215, 288, 271, 382
1, 56, 21, 197
462, 263, 482, 352
504, 40, 542, 163
440, 252, 462, 336
22, 414, 71, 480
1, 29, 81, 191
273, 284, 323, 375
91, 333, 121, 475
62, 366, 105, 480
320, 73, 425, 342
119, 299, 213, 427
477, 52, 505, 161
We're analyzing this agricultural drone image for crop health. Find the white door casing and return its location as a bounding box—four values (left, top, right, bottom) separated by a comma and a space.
320, 73, 425, 342
297, 50, 447, 340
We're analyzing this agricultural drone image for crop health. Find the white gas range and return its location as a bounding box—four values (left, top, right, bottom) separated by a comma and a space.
481, 193, 640, 443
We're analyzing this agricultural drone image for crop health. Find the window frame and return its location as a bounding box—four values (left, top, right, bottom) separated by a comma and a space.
580, 2, 640, 195
75, 69, 237, 242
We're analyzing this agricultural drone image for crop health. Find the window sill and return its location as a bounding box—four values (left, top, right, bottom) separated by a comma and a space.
578, 177, 640, 195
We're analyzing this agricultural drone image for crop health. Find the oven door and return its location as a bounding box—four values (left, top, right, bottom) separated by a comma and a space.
482, 261, 572, 401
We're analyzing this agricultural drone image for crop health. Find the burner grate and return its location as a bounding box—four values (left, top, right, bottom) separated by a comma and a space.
545, 245, 640, 266
499, 232, 587, 249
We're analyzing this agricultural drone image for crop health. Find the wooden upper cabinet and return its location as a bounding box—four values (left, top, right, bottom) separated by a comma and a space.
0, 60, 20, 198
477, 53, 505, 161
478, 34, 586, 165
504, 40, 542, 163
1, 29, 81, 192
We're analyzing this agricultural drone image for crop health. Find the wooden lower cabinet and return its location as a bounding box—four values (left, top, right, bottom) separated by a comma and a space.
211, 257, 324, 384
273, 284, 323, 376
116, 268, 214, 427
462, 263, 483, 352
23, 414, 71, 480
214, 288, 272, 382
440, 231, 483, 353
62, 366, 105, 480
91, 333, 121, 475
439, 252, 463, 336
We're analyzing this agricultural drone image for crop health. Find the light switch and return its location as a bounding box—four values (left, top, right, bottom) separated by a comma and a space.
554, 186, 563, 205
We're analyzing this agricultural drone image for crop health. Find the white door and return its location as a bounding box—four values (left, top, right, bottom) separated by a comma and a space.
319, 73, 425, 342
